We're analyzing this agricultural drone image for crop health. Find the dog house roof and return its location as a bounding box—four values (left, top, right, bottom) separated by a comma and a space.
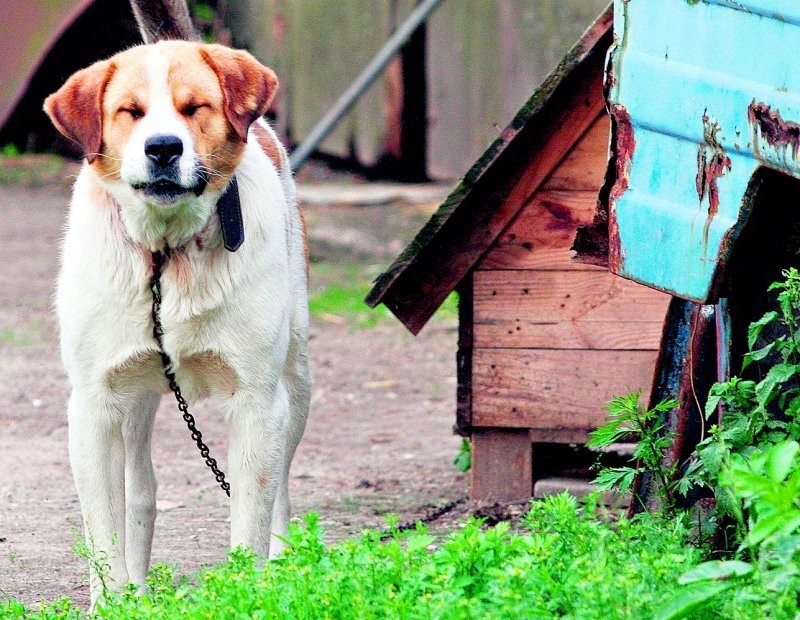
365, 5, 612, 334
0, 0, 95, 130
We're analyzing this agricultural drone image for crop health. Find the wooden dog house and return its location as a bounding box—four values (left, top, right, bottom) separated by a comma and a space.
367, 8, 673, 501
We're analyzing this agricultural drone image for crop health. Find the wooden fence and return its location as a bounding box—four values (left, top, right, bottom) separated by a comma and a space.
0, 0, 608, 179
225, 0, 609, 179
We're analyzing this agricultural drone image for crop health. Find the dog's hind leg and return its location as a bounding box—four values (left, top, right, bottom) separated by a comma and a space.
68, 389, 129, 605
122, 391, 160, 587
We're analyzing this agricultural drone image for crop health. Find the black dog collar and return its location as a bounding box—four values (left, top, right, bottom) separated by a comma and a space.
217, 176, 243, 252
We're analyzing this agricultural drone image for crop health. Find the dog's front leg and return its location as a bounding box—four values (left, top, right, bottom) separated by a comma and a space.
68, 390, 129, 604
227, 381, 291, 557
122, 391, 160, 587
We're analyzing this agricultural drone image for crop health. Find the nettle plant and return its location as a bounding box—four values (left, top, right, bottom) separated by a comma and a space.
593, 269, 800, 617
587, 393, 695, 513
700, 268, 800, 538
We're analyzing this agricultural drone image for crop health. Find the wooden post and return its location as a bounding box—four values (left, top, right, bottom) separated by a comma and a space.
630, 298, 718, 513
471, 429, 533, 502
455, 275, 473, 435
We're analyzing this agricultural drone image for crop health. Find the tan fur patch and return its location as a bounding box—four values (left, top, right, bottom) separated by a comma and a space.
251, 124, 283, 172
44, 59, 117, 164
106, 351, 161, 393
183, 351, 239, 397
164, 43, 242, 192
198, 44, 278, 142
168, 247, 193, 294
94, 46, 151, 181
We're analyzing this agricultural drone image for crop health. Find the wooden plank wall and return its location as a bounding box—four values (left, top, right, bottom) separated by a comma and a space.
427, 0, 609, 179
222, 0, 608, 177
224, 0, 417, 166
471, 114, 672, 442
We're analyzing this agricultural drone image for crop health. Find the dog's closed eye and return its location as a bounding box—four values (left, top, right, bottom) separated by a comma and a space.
118, 105, 144, 120
180, 102, 210, 117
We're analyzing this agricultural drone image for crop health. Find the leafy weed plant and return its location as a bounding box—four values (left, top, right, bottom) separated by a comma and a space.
663, 271, 800, 617
591, 269, 800, 618
588, 393, 704, 513
700, 269, 800, 514
453, 437, 471, 472
3, 497, 704, 620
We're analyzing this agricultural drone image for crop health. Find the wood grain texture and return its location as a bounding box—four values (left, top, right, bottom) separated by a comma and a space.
472, 348, 659, 429
472, 270, 671, 349
528, 428, 594, 443
541, 112, 610, 190
477, 190, 603, 270
471, 429, 533, 501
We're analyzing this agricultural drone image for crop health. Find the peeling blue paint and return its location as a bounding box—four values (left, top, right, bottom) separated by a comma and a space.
608, 0, 800, 301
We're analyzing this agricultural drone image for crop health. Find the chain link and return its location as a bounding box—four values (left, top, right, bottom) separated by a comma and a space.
150, 249, 231, 497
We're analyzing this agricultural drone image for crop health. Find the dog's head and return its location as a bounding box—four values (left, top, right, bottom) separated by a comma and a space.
44, 41, 277, 206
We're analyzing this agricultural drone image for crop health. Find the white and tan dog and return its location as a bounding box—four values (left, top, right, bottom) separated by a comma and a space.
44, 41, 310, 603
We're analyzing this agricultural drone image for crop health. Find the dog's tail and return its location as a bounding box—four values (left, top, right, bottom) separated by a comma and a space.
129, 0, 198, 43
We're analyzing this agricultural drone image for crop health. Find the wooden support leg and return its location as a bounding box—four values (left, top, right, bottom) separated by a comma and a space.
470, 429, 532, 502
631, 298, 719, 513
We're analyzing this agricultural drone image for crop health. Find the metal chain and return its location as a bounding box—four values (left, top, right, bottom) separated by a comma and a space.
150, 249, 231, 497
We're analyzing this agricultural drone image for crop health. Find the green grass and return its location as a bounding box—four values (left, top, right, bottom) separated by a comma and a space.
308, 264, 458, 328
0, 318, 48, 347
309, 280, 391, 327
0, 149, 66, 187
0, 328, 31, 347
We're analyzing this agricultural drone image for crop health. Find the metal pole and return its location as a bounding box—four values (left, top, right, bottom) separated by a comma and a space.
289, 0, 447, 172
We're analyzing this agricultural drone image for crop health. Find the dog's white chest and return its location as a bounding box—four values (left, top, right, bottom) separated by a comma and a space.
106, 348, 238, 403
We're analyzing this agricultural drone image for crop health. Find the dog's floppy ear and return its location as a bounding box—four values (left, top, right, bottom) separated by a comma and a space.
44, 60, 116, 164
199, 45, 278, 142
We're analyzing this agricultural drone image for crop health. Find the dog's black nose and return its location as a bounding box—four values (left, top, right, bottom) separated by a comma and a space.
144, 134, 183, 167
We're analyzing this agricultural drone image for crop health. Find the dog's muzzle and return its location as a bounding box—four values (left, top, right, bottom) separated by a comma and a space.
131, 134, 207, 202
131, 177, 207, 201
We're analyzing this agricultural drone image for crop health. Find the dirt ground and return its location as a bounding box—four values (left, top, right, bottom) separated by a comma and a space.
0, 158, 471, 607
